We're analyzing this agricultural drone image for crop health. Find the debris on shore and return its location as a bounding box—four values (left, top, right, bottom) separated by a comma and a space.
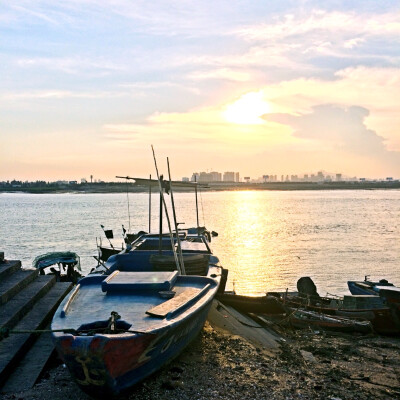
2, 318, 400, 400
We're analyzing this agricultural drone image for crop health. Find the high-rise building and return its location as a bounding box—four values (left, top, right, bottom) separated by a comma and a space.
223, 172, 235, 182
235, 172, 240, 182
210, 171, 222, 182
191, 173, 200, 182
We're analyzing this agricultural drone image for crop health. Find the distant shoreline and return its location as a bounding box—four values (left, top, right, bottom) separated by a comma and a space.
1, 181, 399, 194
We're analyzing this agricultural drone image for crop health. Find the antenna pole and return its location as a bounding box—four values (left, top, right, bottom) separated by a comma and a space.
159, 184, 163, 254
195, 175, 200, 232
167, 157, 185, 275
149, 174, 152, 233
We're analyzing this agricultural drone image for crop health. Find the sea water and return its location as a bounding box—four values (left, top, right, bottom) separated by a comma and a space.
1, 190, 399, 296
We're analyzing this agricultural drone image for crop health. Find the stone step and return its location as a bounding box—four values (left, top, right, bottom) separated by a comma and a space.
0, 275, 56, 331
0, 269, 38, 306
0, 261, 22, 281
1, 331, 55, 393
0, 282, 73, 387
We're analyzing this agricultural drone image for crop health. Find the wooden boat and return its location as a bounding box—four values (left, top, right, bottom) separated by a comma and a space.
287, 309, 372, 333
32, 251, 82, 283
97, 230, 147, 262
269, 291, 400, 335
94, 232, 218, 276
347, 277, 396, 296
216, 293, 286, 314
51, 267, 222, 397
52, 169, 227, 396
348, 278, 400, 328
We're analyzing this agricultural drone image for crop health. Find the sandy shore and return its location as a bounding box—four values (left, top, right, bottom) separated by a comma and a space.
2, 317, 400, 400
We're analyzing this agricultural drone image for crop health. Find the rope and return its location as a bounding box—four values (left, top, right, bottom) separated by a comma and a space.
0, 312, 146, 339
0, 326, 146, 339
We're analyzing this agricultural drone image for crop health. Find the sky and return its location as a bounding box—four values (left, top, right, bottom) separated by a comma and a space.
1, 1, 400, 181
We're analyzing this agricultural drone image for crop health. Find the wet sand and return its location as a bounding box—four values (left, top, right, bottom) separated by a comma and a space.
2, 319, 400, 400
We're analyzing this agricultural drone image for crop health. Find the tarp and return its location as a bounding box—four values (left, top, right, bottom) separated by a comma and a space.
32, 251, 81, 271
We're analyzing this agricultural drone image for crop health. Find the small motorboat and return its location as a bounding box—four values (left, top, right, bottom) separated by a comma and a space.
270, 291, 400, 335
287, 309, 372, 334
32, 251, 82, 283
347, 276, 396, 296
216, 292, 286, 315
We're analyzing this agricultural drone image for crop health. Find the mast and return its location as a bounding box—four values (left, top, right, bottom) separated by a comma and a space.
158, 176, 163, 255
148, 174, 152, 233
151, 146, 182, 274
195, 175, 200, 233
167, 157, 185, 275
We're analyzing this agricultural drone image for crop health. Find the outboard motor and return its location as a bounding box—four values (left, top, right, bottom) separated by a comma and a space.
297, 276, 320, 300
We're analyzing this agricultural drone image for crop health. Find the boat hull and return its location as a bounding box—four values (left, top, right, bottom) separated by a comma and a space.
216, 293, 286, 314
53, 295, 212, 397
282, 296, 399, 335
288, 310, 372, 334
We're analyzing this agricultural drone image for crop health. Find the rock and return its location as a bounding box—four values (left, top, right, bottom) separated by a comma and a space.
170, 366, 184, 374
300, 350, 317, 363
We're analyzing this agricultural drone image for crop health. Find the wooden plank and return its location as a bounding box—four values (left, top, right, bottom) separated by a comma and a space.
146, 287, 202, 318
207, 300, 281, 354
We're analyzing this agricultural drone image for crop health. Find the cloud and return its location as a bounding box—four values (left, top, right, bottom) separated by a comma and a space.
0, 89, 125, 100
265, 104, 387, 154
187, 68, 251, 82
235, 10, 400, 41
16, 56, 124, 75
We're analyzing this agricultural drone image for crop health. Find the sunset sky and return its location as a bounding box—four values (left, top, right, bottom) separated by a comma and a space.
1, 1, 400, 181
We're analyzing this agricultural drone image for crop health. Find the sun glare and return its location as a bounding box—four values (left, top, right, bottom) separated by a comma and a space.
223, 92, 271, 125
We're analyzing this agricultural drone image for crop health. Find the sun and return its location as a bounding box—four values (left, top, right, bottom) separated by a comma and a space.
223, 92, 271, 125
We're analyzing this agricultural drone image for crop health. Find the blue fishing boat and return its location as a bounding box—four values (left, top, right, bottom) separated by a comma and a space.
52, 160, 226, 396
348, 277, 400, 332
51, 266, 222, 396
347, 276, 396, 296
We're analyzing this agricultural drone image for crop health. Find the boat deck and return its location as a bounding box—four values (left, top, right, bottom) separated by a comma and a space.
52, 271, 218, 334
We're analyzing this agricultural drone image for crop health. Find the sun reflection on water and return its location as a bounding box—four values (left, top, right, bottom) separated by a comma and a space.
1, 190, 399, 297
213, 190, 294, 295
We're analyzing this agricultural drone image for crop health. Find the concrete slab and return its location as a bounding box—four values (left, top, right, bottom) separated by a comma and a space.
0, 275, 55, 330
0, 269, 38, 305
0, 282, 72, 386
0, 261, 21, 281
1, 331, 55, 393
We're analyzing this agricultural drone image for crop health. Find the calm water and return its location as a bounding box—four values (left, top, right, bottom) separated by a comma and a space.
1, 190, 399, 296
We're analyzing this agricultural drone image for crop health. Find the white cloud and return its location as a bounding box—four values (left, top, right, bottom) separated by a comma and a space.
187, 68, 251, 82
16, 56, 125, 75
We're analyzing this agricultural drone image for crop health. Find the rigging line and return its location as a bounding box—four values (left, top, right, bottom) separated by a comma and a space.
126, 179, 131, 233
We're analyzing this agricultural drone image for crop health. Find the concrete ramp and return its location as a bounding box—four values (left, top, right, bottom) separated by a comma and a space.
0, 258, 73, 393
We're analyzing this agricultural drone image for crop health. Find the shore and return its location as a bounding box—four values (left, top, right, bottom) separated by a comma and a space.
1, 181, 400, 194
3, 316, 400, 400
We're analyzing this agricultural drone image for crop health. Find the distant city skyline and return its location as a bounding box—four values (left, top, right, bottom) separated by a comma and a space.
2, 168, 398, 186
1, 2, 400, 180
